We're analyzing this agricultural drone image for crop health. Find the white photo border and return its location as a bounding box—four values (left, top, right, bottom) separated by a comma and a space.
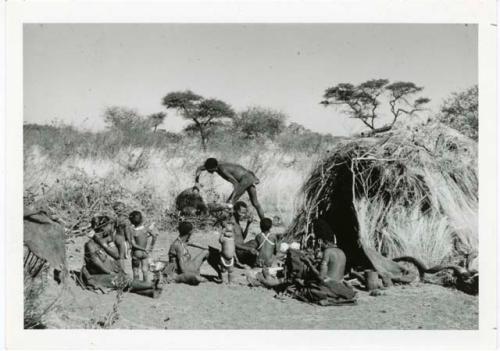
5, 1, 497, 350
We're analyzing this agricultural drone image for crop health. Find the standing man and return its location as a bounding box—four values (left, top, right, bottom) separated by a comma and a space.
195, 158, 265, 220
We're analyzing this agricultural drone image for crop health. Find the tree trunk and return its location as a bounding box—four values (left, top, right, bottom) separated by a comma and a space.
199, 128, 208, 152
358, 124, 393, 137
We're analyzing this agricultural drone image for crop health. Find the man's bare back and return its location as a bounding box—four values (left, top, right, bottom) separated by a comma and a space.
196, 161, 257, 184
195, 158, 265, 219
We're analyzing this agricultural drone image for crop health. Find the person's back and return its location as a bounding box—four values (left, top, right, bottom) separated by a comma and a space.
321, 246, 346, 282
255, 218, 276, 268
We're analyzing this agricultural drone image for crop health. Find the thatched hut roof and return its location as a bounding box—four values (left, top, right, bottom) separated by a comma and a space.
286, 120, 477, 272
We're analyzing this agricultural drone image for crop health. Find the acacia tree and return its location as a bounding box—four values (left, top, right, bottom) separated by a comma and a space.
438, 85, 478, 140
162, 91, 235, 150
321, 79, 429, 133
234, 106, 287, 140
385, 82, 430, 128
104, 106, 150, 132
148, 112, 167, 132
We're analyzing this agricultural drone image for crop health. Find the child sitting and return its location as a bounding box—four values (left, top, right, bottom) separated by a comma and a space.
255, 218, 279, 279
218, 222, 236, 284
129, 210, 158, 282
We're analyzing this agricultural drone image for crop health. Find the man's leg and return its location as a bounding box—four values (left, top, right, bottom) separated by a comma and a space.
190, 250, 209, 271
141, 258, 150, 282
247, 185, 265, 220
227, 182, 247, 204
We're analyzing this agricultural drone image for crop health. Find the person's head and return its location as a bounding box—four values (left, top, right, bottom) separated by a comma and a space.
314, 219, 334, 244
129, 210, 143, 227
223, 222, 234, 237
233, 201, 248, 219
260, 217, 273, 233
178, 221, 194, 239
112, 201, 126, 213
204, 158, 218, 173
91, 215, 115, 237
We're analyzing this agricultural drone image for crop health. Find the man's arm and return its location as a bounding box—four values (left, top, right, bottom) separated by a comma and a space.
194, 165, 206, 184
242, 220, 252, 240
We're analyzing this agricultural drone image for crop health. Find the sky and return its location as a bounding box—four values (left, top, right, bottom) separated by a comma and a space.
24, 24, 477, 136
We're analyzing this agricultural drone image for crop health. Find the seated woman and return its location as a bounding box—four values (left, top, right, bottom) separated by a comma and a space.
164, 221, 208, 285
81, 214, 162, 298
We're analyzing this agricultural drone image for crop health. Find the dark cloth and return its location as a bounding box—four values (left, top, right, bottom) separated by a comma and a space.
284, 279, 357, 306
235, 247, 257, 267
80, 264, 131, 293
24, 209, 66, 272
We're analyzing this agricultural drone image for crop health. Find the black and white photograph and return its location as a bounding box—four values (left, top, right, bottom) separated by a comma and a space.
4, 1, 497, 350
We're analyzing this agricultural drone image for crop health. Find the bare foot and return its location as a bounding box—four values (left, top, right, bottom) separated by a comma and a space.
196, 275, 207, 283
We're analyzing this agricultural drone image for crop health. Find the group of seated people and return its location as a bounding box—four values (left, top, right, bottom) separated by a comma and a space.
79, 199, 355, 305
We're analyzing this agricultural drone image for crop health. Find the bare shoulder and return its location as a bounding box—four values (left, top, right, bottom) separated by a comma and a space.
220, 162, 247, 171
324, 247, 345, 256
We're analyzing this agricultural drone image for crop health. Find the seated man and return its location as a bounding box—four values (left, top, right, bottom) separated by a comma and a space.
231, 201, 259, 267
82, 214, 162, 298
165, 221, 208, 285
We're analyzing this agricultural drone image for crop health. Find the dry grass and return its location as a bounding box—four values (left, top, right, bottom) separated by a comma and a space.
24, 143, 314, 229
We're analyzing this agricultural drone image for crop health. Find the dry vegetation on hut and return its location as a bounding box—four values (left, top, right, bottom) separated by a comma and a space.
287, 120, 478, 270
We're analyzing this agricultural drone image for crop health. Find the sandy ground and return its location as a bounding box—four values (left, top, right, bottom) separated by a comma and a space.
41, 227, 478, 330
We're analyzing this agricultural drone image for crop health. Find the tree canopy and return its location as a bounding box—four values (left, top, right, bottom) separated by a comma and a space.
234, 106, 287, 140
321, 79, 430, 132
148, 112, 167, 132
438, 85, 478, 140
162, 90, 235, 150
